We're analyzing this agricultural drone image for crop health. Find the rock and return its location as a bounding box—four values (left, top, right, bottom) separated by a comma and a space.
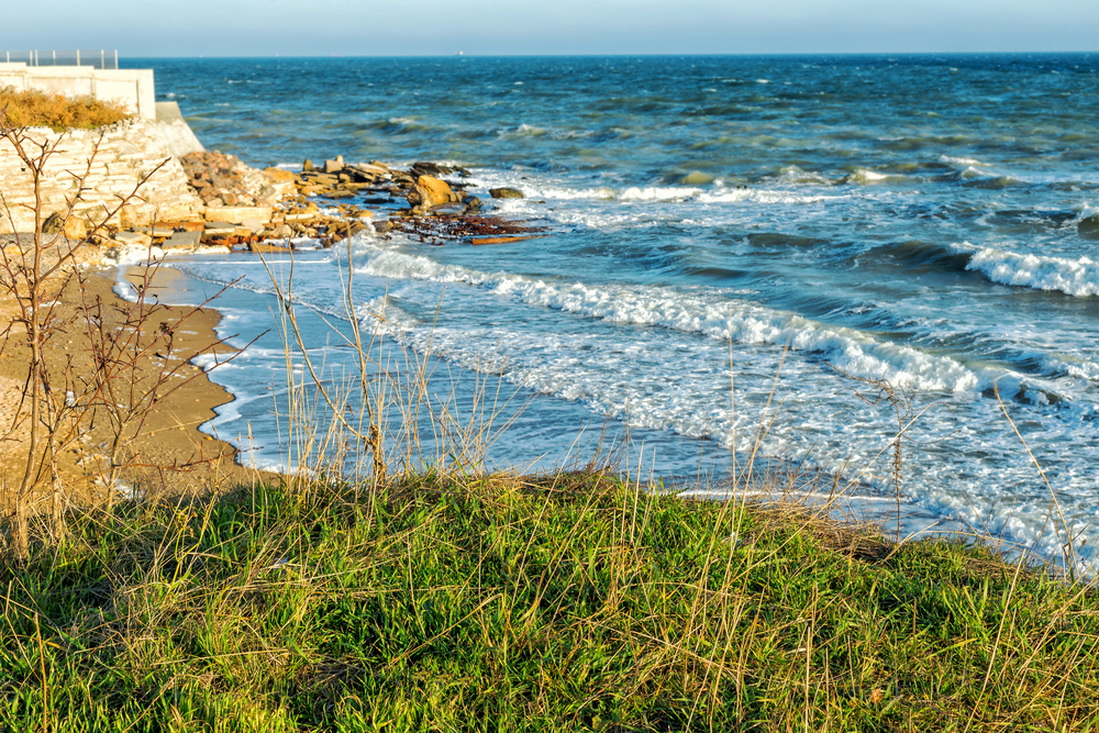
112, 231, 152, 247
42, 212, 65, 235
136, 226, 176, 238
157, 219, 206, 232
309, 172, 340, 186
323, 158, 344, 174
411, 161, 448, 177
267, 224, 294, 239
408, 175, 458, 209
302, 159, 315, 172
346, 163, 390, 181
64, 216, 90, 240
263, 167, 295, 184
182, 150, 276, 209
162, 230, 202, 249
411, 161, 470, 178
430, 202, 467, 215
489, 187, 525, 199
204, 206, 273, 233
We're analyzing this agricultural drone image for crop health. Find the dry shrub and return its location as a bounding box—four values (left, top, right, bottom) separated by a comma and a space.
0, 85, 132, 131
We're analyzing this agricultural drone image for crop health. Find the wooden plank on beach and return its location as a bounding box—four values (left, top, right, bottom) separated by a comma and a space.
470, 234, 548, 246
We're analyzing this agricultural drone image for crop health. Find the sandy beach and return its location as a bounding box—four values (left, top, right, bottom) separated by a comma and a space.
1, 256, 265, 513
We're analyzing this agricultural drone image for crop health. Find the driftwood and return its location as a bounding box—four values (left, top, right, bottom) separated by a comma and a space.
471, 235, 549, 246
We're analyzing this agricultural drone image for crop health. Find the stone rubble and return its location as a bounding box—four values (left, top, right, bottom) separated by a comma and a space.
41, 149, 543, 257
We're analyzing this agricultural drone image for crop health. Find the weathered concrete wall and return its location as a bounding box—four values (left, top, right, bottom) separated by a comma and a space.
0, 118, 204, 234
153, 102, 206, 157
0, 62, 155, 119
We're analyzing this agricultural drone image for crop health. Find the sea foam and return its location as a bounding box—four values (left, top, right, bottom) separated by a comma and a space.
352, 244, 983, 395
956, 242, 1099, 297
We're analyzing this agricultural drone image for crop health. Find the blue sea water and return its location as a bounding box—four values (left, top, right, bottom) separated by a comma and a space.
128, 55, 1099, 569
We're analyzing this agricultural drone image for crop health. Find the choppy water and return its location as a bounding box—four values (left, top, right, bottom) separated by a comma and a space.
130, 55, 1099, 570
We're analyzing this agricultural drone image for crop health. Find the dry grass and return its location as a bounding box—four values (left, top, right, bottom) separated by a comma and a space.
0, 86, 131, 131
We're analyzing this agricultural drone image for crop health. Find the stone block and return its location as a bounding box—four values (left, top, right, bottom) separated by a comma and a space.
204, 205, 273, 233
112, 231, 152, 247
162, 230, 202, 249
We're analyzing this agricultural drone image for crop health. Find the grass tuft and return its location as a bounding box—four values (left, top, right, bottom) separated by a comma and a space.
2, 471, 1098, 731
0, 86, 132, 131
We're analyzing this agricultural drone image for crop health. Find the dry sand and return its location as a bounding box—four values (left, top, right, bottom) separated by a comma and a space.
1, 256, 270, 514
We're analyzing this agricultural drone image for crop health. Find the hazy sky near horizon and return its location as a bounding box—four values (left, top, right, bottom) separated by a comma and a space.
5, 1, 1098, 57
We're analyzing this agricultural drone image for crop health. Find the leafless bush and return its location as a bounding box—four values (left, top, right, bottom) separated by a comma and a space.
0, 111, 237, 560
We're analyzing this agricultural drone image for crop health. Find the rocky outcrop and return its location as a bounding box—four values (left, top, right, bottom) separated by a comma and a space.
2, 118, 546, 254
182, 151, 292, 208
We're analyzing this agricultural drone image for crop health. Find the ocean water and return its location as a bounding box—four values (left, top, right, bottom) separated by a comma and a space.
129, 55, 1099, 570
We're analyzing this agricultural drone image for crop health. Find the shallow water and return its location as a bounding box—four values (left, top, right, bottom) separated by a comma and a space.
131, 54, 1099, 571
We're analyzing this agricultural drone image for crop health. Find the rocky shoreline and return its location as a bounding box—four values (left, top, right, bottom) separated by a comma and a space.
80, 151, 543, 257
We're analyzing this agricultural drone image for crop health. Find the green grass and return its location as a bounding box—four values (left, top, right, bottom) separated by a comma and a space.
1, 471, 1098, 731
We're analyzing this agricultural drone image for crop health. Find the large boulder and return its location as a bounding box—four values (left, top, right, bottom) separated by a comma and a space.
407, 175, 458, 209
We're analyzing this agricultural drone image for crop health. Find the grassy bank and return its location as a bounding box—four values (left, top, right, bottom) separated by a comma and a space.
1, 470, 1097, 731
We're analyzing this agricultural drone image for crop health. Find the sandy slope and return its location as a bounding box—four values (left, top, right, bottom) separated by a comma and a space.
1, 256, 267, 513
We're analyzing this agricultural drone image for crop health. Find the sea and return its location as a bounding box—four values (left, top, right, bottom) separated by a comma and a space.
124, 54, 1099, 572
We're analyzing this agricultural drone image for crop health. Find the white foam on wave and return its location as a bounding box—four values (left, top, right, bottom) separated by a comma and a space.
843, 168, 909, 185
939, 154, 986, 168
698, 189, 839, 205
619, 186, 699, 202
771, 165, 834, 185
352, 244, 982, 394
501, 123, 547, 137
955, 242, 1099, 297
466, 168, 843, 208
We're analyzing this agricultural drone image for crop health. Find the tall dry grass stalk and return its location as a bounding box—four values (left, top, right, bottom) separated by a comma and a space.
260, 238, 529, 496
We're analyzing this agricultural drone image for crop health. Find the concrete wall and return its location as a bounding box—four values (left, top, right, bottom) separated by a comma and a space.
0, 118, 204, 234
0, 62, 156, 119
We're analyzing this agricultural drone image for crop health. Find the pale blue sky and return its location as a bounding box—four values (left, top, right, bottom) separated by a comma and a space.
5, 1, 1098, 57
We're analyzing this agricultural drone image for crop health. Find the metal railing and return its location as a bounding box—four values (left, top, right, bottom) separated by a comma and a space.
2, 50, 119, 70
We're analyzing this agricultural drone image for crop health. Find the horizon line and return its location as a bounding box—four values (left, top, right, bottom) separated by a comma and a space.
120, 49, 1099, 60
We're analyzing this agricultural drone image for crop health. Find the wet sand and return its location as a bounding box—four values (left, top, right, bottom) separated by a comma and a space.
1, 261, 268, 513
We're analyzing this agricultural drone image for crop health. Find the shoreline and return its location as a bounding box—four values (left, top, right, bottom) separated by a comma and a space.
0, 261, 269, 512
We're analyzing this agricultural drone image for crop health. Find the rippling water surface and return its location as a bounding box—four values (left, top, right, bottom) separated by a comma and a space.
130, 55, 1099, 569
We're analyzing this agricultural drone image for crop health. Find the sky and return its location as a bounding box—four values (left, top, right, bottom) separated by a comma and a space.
4, 0, 1098, 57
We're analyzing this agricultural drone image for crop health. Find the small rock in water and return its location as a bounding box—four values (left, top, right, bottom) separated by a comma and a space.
489, 187, 525, 199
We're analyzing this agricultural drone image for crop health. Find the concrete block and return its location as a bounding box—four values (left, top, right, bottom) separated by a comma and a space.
162, 230, 202, 249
